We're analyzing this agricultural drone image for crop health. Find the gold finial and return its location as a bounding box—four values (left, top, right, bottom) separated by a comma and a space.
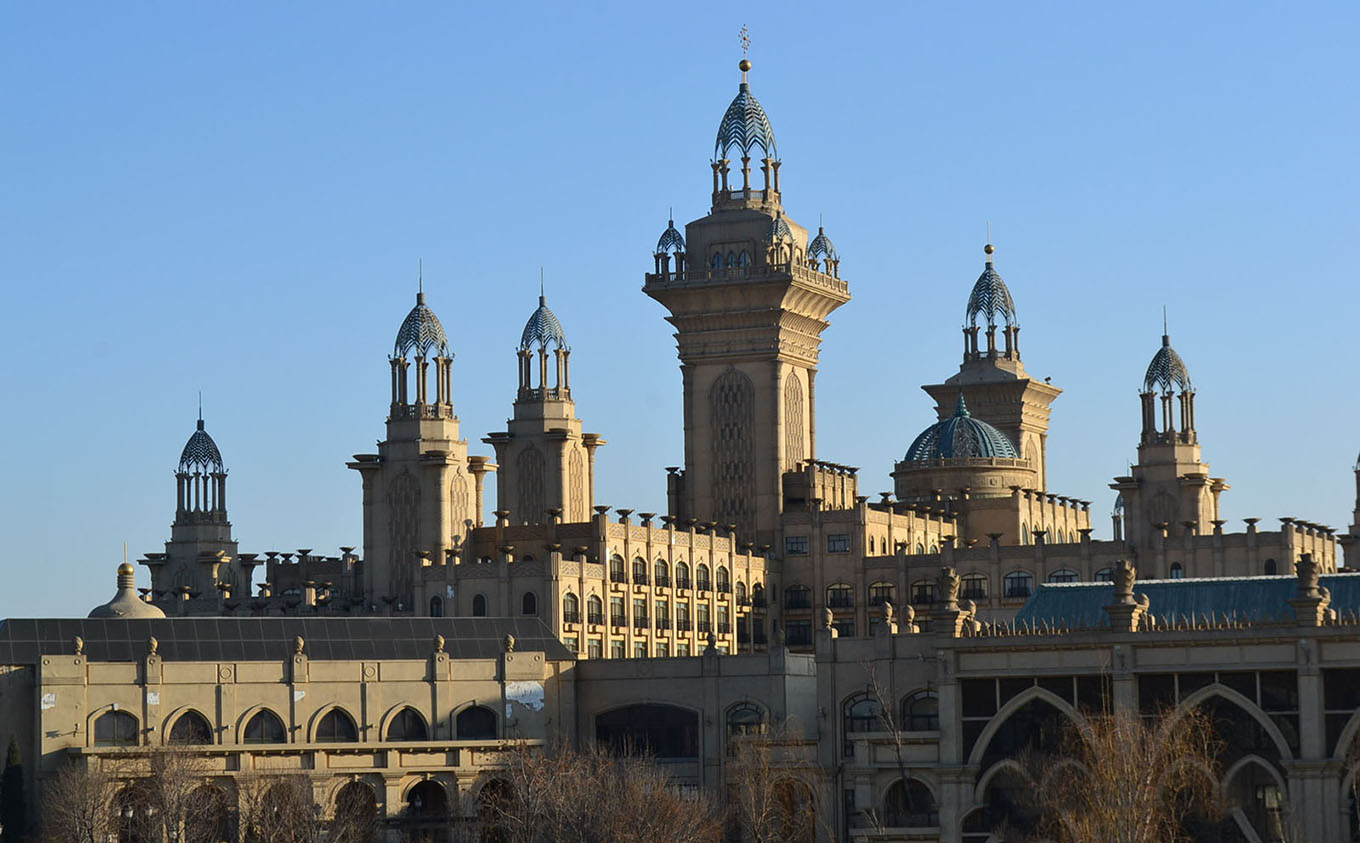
739, 25, 751, 77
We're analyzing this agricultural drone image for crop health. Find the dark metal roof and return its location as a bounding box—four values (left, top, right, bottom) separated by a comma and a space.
1143, 333, 1192, 394
0, 617, 573, 665
519, 295, 566, 351
394, 292, 451, 359
1016, 573, 1360, 627
715, 82, 778, 162
965, 258, 1018, 329
656, 219, 685, 255
808, 227, 837, 262
905, 394, 1019, 462
178, 419, 224, 472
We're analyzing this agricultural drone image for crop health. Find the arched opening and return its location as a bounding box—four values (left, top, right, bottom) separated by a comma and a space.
404, 780, 449, 843
632, 557, 648, 585
243, 708, 286, 744
1264, 558, 1278, 575
330, 781, 378, 843
385, 707, 428, 742
428, 596, 443, 617
979, 697, 1071, 769
654, 558, 670, 587
967, 765, 1042, 840
696, 564, 712, 591
184, 785, 233, 843
675, 560, 691, 589
1223, 758, 1289, 842
316, 708, 358, 743
562, 592, 580, 623
843, 693, 882, 757
1170, 561, 1185, 579
1048, 569, 1079, 583
902, 690, 939, 731
95, 710, 139, 747
726, 703, 767, 742
911, 579, 937, 605
456, 705, 497, 740
784, 584, 811, 609
883, 778, 939, 828
1094, 567, 1116, 582
609, 554, 626, 583
595, 704, 699, 759
1003, 570, 1034, 599
827, 583, 853, 608
769, 779, 816, 843
168, 709, 213, 745
586, 594, 603, 625
716, 565, 731, 593
113, 785, 155, 843
521, 592, 537, 616
962, 573, 988, 600
471, 593, 487, 617
477, 779, 512, 843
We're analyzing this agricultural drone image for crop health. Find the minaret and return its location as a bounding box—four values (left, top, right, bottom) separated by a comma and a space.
484, 287, 604, 524
643, 57, 850, 546
348, 281, 490, 610
147, 413, 242, 600
921, 242, 1060, 490
1110, 323, 1228, 553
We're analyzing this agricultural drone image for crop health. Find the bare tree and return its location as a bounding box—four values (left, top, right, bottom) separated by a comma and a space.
39, 761, 115, 843
723, 721, 820, 843
238, 774, 319, 843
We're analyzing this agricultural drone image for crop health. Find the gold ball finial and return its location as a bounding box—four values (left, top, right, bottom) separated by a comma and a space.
739, 58, 751, 73
984, 243, 995, 256
118, 561, 135, 575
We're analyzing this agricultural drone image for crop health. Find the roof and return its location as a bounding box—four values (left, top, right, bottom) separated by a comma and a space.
0, 617, 574, 665
905, 394, 1020, 462
808, 226, 837, 262
715, 81, 778, 161
178, 418, 224, 472
656, 219, 685, 255
1015, 573, 1360, 627
965, 253, 1018, 328
520, 295, 566, 351
394, 292, 451, 359
1143, 333, 1192, 393
767, 213, 793, 242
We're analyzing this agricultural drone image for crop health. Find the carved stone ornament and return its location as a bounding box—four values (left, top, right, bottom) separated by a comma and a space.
1296, 553, 1321, 597
880, 599, 895, 623
433, 634, 446, 654
1113, 560, 1137, 604
293, 636, 305, 655
504, 634, 516, 653
821, 606, 834, 629
936, 567, 961, 607
73, 636, 84, 656
147, 636, 158, 656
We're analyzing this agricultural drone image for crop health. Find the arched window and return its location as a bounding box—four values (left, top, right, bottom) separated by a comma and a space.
901, 690, 939, 731
1048, 569, 1079, 583
1021, 523, 1030, 545
609, 554, 626, 584
726, 251, 736, 268
911, 579, 937, 605
696, 564, 712, 591
316, 708, 358, 743
654, 559, 670, 587
406, 780, 448, 820
243, 709, 286, 744
711, 252, 722, 270
843, 694, 881, 756
726, 703, 767, 739
168, 710, 213, 745
739, 250, 750, 267
429, 596, 443, 617
184, 785, 232, 843
472, 593, 487, 617
385, 707, 428, 741
869, 582, 895, 606
456, 705, 497, 740
675, 560, 692, 589
736, 581, 748, 603
596, 705, 698, 759
332, 782, 378, 843
1094, 567, 1115, 582
563, 593, 580, 623
883, 779, 939, 828
587, 594, 604, 625
1003, 570, 1034, 599
1170, 562, 1185, 579
716, 566, 731, 593
752, 582, 765, 607
1264, 558, 1278, 575
785, 584, 811, 609
521, 592, 538, 616
961, 573, 988, 600
633, 557, 648, 585
915, 543, 924, 555
94, 710, 138, 747
930, 544, 939, 554
827, 583, 853, 608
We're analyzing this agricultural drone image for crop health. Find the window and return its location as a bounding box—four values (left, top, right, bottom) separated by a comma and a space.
610, 596, 625, 626
472, 594, 487, 617
564, 635, 579, 653
655, 600, 670, 630
1170, 562, 1184, 579
718, 605, 731, 634
711, 252, 722, 270
655, 643, 669, 657
634, 642, 648, 658
785, 584, 811, 609
961, 573, 988, 600
902, 690, 939, 731
587, 594, 604, 625
429, 596, 443, 617
869, 582, 895, 607
1264, 558, 1278, 575
168, 710, 213, 745
697, 604, 711, 633
563, 593, 581, 624
385, 707, 428, 741
654, 559, 670, 587
94, 710, 138, 747
1094, 567, 1115, 582
677, 642, 691, 657
785, 536, 809, 555
832, 618, 855, 637
610, 640, 625, 659
911, 580, 937, 605
1021, 522, 1029, 545
736, 581, 748, 604
716, 566, 731, 593
243, 709, 286, 744
521, 592, 538, 616
587, 638, 602, 659
827, 584, 854, 609
883, 779, 939, 828
1003, 571, 1034, 599
633, 557, 648, 585
696, 564, 712, 591
727, 703, 767, 739
915, 543, 924, 555
632, 598, 648, 629
752, 582, 766, 607
316, 709, 358, 743
456, 706, 497, 740
739, 250, 750, 267
1048, 569, 1078, 584
610, 554, 626, 583
675, 561, 691, 589
785, 620, 812, 646
843, 694, 881, 756
827, 533, 851, 553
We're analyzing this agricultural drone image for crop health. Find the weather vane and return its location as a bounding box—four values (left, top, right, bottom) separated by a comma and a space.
739, 25, 750, 58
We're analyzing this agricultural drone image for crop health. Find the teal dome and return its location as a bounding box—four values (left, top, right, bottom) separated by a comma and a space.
905, 395, 1019, 461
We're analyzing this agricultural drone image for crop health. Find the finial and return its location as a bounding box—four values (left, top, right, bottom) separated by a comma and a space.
668, 205, 673, 224
416, 260, 425, 305
819, 211, 824, 231
955, 391, 970, 417
539, 267, 545, 302
1162, 305, 1168, 338
197, 391, 202, 422
738, 25, 751, 79
984, 222, 994, 262
123, 542, 127, 564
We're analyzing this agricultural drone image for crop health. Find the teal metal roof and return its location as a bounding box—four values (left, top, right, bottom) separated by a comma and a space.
905, 394, 1019, 462
1016, 573, 1360, 627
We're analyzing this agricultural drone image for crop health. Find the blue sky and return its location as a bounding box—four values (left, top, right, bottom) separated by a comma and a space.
2, 2, 1356, 617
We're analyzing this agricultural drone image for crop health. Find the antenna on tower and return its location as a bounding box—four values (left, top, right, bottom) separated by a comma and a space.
419, 259, 424, 295
198, 391, 202, 421
540, 267, 545, 300
1163, 305, 1168, 335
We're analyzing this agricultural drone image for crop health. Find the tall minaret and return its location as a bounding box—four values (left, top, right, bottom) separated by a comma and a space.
146, 413, 242, 599
348, 281, 491, 609
484, 288, 604, 524
643, 56, 850, 546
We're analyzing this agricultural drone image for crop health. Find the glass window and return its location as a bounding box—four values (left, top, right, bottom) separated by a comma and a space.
911, 580, 937, 605
455, 706, 496, 740
563, 593, 580, 623
655, 643, 669, 657
243, 709, 286, 744
654, 559, 670, 587
1170, 562, 1184, 579
696, 564, 712, 591
844, 694, 881, 738
633, 557, 648, 585
610, 640, 625, 659
902, 691, 939, 731
94, 711, 138, 747
609, 554, 626, 583
716, 566, 731, 593
610, 596, 625, 626
677, 642, 691, 657
785, 620, 812, 646
727, 703, 767, 739
785, 584, 811, 609
675, 561, 691, 589
827, 533, 851, 553
587, 594, 604, 625
785, 536, 809, 555
634, 642, 647, 658
1094, 567, 1115, 582
1003, 571, 1034, 599
316, 708, 358, 743
869, 582, 895, 606
827, 584, 853, 608
1048, 570, 1078, 583
385, 708, 428, 742
587, 639, 602, 659
521, 592, 537, 616
564, 635, 579, 653
168, 710, 213, 745
961, 573, 988, 600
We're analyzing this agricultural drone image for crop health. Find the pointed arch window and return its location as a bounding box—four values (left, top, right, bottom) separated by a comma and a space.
716, 566, 731, 593
675, 561, 691, 590
563, 593, 580, 623
168, 710, 213, 745
472, 593, 487, 617
654, 559, 670, 587
94, 710, 139, 747
609, 554, 626, 584
587, 594, 604, 625
316, 708, 358, 743
696, 564, 712, 591
711, 252, 722, 270
243, 709, 286, 744
456, 706, 497, 740
632, 557, 649, 585
385, 707, 428, 741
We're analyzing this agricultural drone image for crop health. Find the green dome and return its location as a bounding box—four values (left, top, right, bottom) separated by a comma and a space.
905, 394, 1019, 462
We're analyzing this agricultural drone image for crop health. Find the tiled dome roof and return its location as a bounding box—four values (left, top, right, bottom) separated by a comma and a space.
808, 226, 837, 262
965, 247, 1017, 328
656, 219, 685, 255
715, 79, 778, 161
1143, 334, 1192, 393
905, 394, 1019, 462
178, 418, 224, 472
394, 292, 450, 359
520, 295, 566, 351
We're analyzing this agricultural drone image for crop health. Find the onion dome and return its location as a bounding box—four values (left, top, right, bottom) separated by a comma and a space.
714, 61, 778, 161
178, 417, 224, 473
905, 394, 1020, 461
965, 244, 1018, 328
808, 226, 837, 262
89, 563, 166, 619
1143, 333, 1192, 394
656, 218, 685, 255
768, 212, 793, 242
394, 291, 450, 358
520, 293, 566, 351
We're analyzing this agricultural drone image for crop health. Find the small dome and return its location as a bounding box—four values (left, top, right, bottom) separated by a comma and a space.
965, 245, 1018, 328
905, 394, 1020, 462
656, 218, 685, 255
394, 292, 450, 359
520, 294, 566, 351
178, 418, 224, 473
808, 226, 837, 262
715, 78, 778, 162
768, 212, 793, 243
89, 563, 165, 619
1143, 333, 1192, 394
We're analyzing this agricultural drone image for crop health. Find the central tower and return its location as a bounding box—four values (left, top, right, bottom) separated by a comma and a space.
644, 59, 850, 546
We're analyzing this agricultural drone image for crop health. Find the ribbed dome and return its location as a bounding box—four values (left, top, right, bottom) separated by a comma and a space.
394, 292, 450, 359
178, 418, 224, 472
89, 563, 166, 619
808, 226, 837, 262
715, 79, 778, 161
768, 212, 793, 242
1143, 334, 1192, 393
905, 394, 1020, 461
965, 247, 1017, 328
656, 218, 685, 255
520, 294, 566, 351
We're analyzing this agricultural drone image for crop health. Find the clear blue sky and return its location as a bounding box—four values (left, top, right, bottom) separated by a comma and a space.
2, 2, 1356, 618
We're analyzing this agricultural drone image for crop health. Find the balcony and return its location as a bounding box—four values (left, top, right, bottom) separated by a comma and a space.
587, 612, 604, 626
563, 611, 581, 624
675, 578, 692, 590
676, 619, 692, 632
610, 614, 626, 627
654, 575, 670, 588
655, 618, 671, 631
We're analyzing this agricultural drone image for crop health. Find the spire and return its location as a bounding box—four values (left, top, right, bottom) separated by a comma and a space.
540, 267, 545, 302
954, 391, 970, 418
